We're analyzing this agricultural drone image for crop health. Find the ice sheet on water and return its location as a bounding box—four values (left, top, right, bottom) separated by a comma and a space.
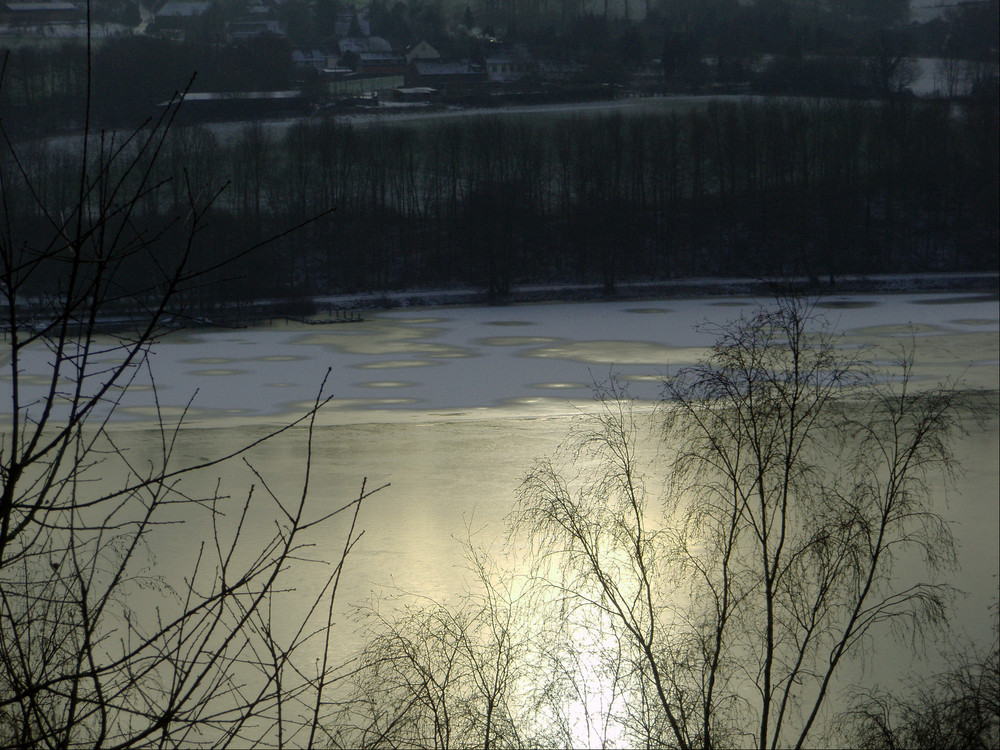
3, 293, 995, 427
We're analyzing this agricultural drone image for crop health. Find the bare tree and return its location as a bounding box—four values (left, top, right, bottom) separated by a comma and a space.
866, 30, 918, 99
516, 380, 703, 750
936, 55, 968, 99
516, 298, 976, 749
844, 605, 999, 750
329, 542, 533, 750
1, 57, 379, 746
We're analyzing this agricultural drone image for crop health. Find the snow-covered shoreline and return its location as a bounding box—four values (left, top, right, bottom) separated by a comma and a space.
307, 271, 999, 314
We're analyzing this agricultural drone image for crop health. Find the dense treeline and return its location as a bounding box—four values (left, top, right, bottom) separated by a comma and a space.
0, 43, 90, 133
5, 98, 997, 309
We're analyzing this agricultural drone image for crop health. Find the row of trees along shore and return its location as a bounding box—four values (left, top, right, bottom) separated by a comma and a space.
6, 96, 997, 312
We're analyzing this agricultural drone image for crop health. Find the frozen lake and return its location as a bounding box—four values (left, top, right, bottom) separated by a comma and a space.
8, 291, 993, 427
3, 291, 998, 741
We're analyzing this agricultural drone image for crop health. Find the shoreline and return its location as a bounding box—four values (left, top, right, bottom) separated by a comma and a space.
4, 273, 996, 335
304, 272, 1000, 315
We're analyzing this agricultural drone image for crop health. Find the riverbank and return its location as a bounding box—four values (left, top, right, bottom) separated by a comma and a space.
303, 271, 999, 314
4, 272, 995, 336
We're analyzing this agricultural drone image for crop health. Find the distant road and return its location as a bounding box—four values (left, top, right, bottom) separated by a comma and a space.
29, 94, 742, 149
203, 94, 746, 141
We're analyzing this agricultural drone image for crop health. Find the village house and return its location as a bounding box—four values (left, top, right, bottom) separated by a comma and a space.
292, 48, 327, 71
338, 36, 393, 56
404, 59, 485, 90
225, 2, 283, 42
536, 59, 586, 83
153, 0, 211, 36
337, 36, 404, 75
226, 19, 284, 41
355, 50, 405, 75
482, 44, 534, 83
405, 40, 440, 65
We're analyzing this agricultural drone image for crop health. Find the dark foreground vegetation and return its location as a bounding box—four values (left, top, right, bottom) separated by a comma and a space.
5, 96, 998, 318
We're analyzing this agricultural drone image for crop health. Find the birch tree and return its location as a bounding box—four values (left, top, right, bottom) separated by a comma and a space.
517, 298, 974, 749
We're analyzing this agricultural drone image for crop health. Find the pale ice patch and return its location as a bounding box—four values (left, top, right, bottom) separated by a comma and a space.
186, 357, 235, 365
477, 336, 560, 346
2, 293, 995, 426
523, 340, 702, 366
356, 359, 442, 369
815, 300, 878, 310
